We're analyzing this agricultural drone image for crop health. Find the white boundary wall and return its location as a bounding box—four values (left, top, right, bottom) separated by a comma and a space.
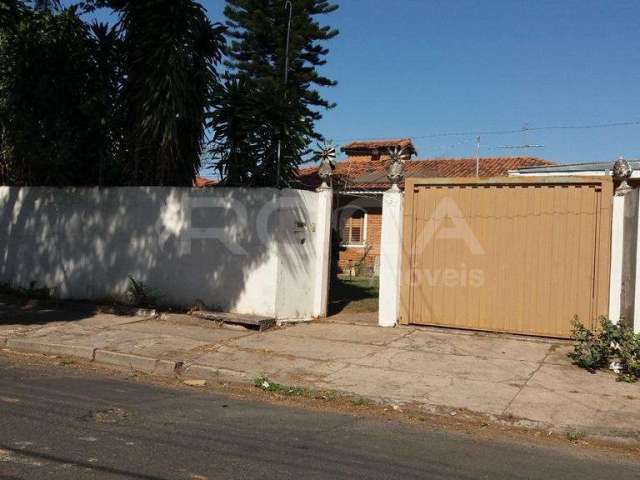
0, 186, 332, 320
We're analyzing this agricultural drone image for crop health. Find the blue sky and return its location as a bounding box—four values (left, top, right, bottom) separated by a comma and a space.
87, 0, 640, 164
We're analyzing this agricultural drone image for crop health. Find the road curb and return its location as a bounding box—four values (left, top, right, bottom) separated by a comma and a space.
182, 363, 249, 382
94, 349, 177, 376
4, 340, 176, 376
6, 338, 96, 360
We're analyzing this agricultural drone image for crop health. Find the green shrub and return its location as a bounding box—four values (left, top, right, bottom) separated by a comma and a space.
569, 316, 613, 371
570, 316, 640, 382
0, 280, 53, 301
126, 276, 161, 309
618, 329, 640, 382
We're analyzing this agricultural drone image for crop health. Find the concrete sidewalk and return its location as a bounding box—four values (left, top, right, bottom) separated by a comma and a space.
1, 300, 639, 441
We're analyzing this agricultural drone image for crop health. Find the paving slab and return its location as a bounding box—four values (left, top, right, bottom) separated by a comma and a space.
190, 346, 347, 384
5, 338, 96, 360
543, 344, 575, 366
316, 364, 520, 415
316, 364, 454, 404
388, 329, 555, 363
354, 348, 539, 385
0, 324, 43, 339
505, 386, 640, 435
527, 363, 640, 398
94, 350, 177, 375
228, 330, 381, 362
117, 318, 250, 344
278, 323, 412, 346
72, 313, 149, 329
2, 300, 639, 440
423, 377, 522, 415
104, 334, 212, 360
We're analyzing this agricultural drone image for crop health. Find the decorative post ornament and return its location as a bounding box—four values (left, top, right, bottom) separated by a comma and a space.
613, 156, 633, 196
386, 146, 406, 192
315, 141, 336, 189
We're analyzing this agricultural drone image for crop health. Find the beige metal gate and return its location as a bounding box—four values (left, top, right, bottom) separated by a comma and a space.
400, 177, 613, 338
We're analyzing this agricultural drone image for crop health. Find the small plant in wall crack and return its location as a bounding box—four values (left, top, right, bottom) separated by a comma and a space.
569, 316, 640, 382
126, 276, 162, 309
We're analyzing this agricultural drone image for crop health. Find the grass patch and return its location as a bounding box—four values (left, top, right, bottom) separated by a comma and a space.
254, 375, 308, 397
329, 277, 379, 314
254, 376, 371, 407
350, 396, 373, 407
566, 430, 586, 443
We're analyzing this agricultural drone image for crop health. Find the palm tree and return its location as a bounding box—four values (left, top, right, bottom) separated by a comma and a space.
33, 0, 61, 11
93, 0, 225, 185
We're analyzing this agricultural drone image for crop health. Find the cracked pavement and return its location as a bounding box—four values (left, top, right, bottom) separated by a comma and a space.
1, 299, 640, 441
2, 355, 639, 479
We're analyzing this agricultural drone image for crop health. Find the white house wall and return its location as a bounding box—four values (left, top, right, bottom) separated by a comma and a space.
274, 189, 320, 320
0, 186, 331, 319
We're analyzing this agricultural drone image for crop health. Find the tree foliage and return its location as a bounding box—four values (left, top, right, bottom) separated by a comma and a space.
104, 0, 225, 186
211, 0, 338, 187
0, 3, 121, 185
0, 0, 338, 188
33, 0, 61, 11
1, 0, 224, 186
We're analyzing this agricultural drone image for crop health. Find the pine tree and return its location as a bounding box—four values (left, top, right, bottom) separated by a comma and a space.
218, 0, 338, 186
33, 0, 61, 11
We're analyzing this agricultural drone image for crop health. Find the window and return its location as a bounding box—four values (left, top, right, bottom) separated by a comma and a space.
342, 210, 366, 245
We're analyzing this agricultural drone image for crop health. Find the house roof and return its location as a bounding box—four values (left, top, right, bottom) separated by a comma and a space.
511, 160, 640, 175
194, 176, 218, 187
295, 157, 555, 191
341, 138, 417, 156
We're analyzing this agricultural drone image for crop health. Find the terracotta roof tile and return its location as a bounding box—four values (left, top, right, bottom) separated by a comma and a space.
341, 138, 416, 155
194, 176, 218, 187
295, 157, 555, 190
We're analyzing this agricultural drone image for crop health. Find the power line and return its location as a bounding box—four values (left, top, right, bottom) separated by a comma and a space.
332, 119, 640, 144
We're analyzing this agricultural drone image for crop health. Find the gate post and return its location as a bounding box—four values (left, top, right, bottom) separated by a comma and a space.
625, 188, 640, 334
609, 194, 626, 324
379, 188, 404, 327
609, 158, 634, 327
312, 153, 334, 318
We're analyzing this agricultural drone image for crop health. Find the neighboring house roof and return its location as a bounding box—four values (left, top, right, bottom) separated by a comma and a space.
511, 160, 640, 176
296, 157, 554, 191
194, 176, 218, 187
341, 138, 417, 156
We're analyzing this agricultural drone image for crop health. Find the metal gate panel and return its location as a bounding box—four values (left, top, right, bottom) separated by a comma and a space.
400, 177, 612, 338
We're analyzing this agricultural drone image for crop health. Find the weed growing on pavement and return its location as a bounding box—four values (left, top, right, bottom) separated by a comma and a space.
254, 375, 306, 397
566, 431, 585, 443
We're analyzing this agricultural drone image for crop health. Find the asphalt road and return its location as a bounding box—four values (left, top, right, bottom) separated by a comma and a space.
0, 355, 638, 480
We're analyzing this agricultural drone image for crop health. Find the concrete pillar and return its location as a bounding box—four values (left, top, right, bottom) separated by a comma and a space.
312, 186, 333, 318
629, 190, 640, 334
609, 194, 625, 324
378, 189, 404, 327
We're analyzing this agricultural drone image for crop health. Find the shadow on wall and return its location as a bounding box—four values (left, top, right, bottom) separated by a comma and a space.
0, 187, 317, 318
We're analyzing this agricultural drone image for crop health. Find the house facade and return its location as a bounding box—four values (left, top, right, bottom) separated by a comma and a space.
297, 138, 554, 275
